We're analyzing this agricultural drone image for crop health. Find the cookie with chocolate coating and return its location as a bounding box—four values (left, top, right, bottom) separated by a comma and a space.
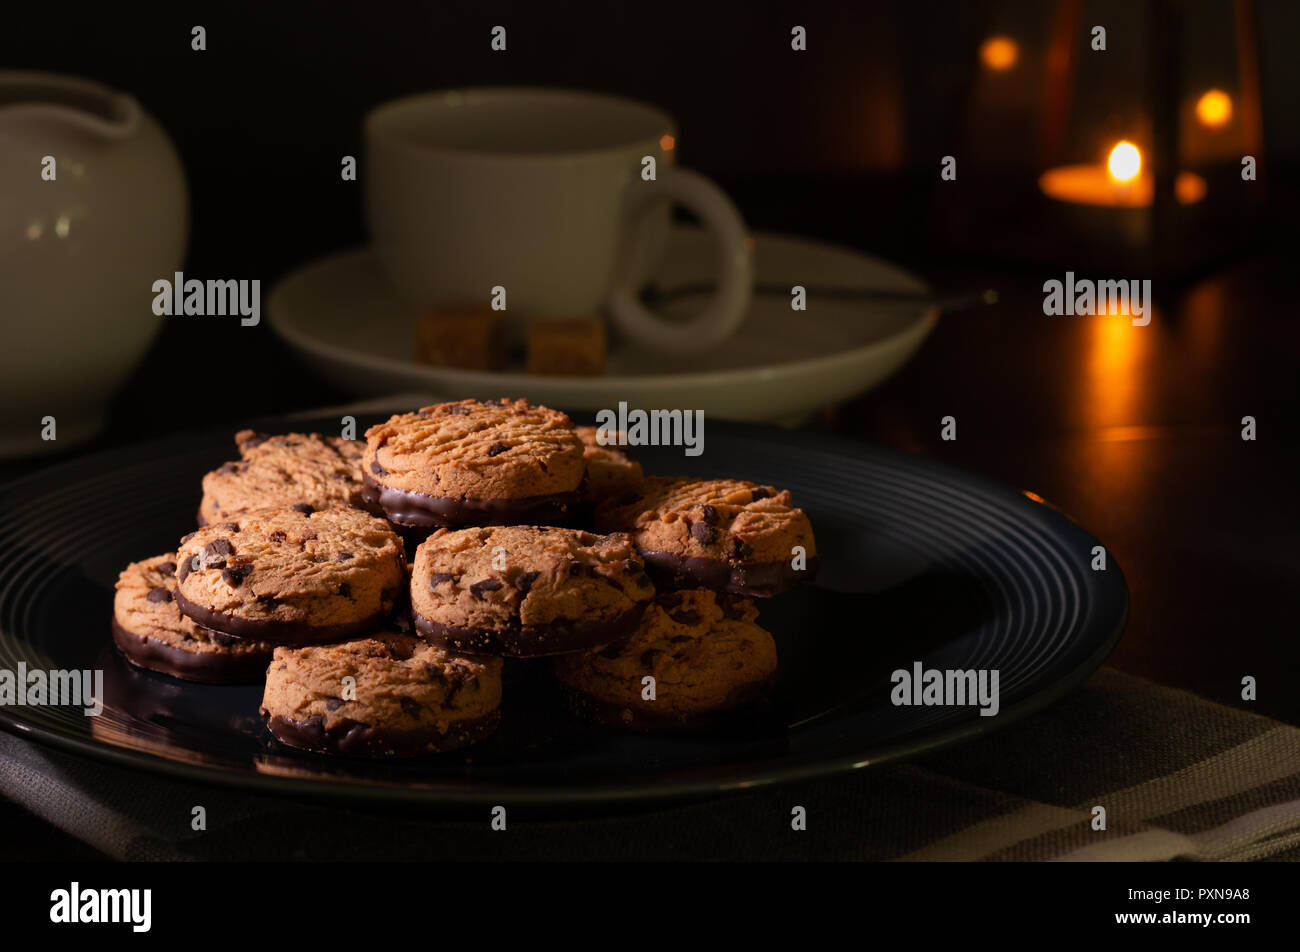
362, 399, 585, 528
594, 477, 817, 596
198, 430, 369, 525
260, 631, 502, 757
411, 525, 654, 657
175, 506, 405, 646
553, 588, 777, 730
112, 554, 273, 683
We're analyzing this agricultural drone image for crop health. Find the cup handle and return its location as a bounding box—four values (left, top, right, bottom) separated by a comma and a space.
606, 168, 753, 354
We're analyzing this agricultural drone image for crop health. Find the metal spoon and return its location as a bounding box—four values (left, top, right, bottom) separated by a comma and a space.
643, 283, 998, 310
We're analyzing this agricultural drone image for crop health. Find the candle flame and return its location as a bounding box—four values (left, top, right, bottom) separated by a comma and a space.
979, 36, 1019, 71
1195, 89, 1232, 128
659, 134, 676, 151
1107, 142, 1141, 184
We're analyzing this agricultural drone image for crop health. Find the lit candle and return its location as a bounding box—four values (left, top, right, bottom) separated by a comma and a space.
1039, 140, 1206, 208
1038, 140, 1207, 248
1107, 140, 1141, 183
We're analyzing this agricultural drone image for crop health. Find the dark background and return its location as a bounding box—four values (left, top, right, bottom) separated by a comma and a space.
1, 0, 1297, 858
3, 0, 1298, 433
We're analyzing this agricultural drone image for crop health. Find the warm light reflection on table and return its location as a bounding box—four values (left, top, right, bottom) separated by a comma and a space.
1085, 304, 1155, 430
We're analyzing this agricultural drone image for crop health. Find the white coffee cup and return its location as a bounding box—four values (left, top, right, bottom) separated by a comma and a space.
364, 87, 752, 354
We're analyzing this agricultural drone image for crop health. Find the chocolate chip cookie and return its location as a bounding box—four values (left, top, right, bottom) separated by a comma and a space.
112, 554, 273, 683
575, 426, 643, 504
594, 477, 818, 596
260, 631, 502, 757
198, 430, 369, 525
553, 588, 777, 730
362, 399, 586, 528
175, 506, 406, 646
410, 525, 655, 657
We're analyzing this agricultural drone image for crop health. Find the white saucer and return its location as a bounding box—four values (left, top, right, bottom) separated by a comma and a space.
267, 227, 937, 424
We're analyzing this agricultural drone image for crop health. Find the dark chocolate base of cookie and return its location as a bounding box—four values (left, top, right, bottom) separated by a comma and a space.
362, 470, 582, 529
110, 618, 272, 685
262, 709, 500, 757
174, 588, 389, 647
413, 602, 647, 658
639, 550, 820, 597
558, 675, 777, 733
393, 523, 435, 556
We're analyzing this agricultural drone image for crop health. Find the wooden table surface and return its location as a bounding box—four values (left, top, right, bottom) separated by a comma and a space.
823, 251, 1299, 726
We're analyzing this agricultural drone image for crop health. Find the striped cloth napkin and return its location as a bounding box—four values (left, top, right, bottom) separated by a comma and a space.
2, 667, 1298, 861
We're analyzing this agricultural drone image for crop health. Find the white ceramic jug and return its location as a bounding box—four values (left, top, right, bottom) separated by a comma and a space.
0, 71, 187, 456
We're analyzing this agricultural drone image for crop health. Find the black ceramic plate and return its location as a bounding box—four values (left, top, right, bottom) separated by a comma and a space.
0, 413, 1127, 807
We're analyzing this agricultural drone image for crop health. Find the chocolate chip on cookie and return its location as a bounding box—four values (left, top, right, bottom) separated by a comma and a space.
361, 399, 586, 529
198, 430, 371, 526
174, 506, 406, 646
259, 631, 502, 757
594, 477, 818, 596
112, 555, 274, 683
409, 525, 654, 657
553, 588, 777, 731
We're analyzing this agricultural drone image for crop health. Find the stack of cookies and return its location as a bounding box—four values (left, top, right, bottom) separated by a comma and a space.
110, 399, 818, 757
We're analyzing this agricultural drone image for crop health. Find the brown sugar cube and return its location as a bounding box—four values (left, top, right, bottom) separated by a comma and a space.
525, 318, 606, 376
414, 309, 507, 371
